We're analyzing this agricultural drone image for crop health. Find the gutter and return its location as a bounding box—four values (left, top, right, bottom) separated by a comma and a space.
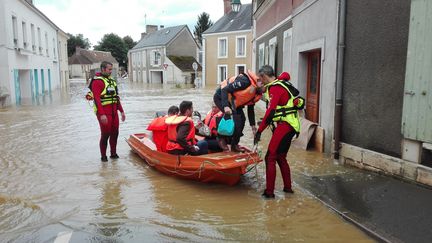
334, 0, 346, 159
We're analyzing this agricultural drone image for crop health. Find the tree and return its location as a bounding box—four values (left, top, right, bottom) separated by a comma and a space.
194, 12, 213, 45
67, 33, 91, 57
94, 33, 128, 67
123, 35, 137, 50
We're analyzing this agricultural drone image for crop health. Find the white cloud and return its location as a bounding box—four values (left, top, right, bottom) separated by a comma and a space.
34, 0, 251, 48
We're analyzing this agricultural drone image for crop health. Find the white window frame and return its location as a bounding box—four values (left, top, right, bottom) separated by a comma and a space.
218, 37, 228, 58
283, 29, 292, 74
141, 50, 146, 67
258, 43, 265, 68
265, 46, 269, 65
269, 36, 277, 69
12, 15, 18, 46
30, 24, 35, 52
45, 32, 49, 56
217, 64, 227, 84
132, 52, 136, 67
236, 35, 246, 58
22, 21, 28, 49
235, 64, 246, 76
37, 27, 42, 54
52, 38, 56, 60
151, 50, 161, 66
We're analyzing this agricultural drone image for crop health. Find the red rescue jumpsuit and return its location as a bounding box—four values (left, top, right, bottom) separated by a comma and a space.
258, 84, 299, 196
91, 73, 124, 158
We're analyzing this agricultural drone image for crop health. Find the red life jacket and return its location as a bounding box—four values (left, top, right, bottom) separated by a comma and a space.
165, 115, 196, 151
147, 116, 168, 152
204, 110, 223, 137
220, 70, 262, 109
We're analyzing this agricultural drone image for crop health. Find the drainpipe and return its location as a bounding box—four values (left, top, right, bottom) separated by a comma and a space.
334, 0, 346, 160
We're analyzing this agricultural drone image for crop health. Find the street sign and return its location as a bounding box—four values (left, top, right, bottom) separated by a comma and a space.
192, 62, 198, 71
163, 63, 168, 69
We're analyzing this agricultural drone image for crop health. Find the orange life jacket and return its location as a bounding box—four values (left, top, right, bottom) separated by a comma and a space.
220, 70, 262, 109
147, 116, 168, 152
204, 110, 223, 137
165, 115, 196, 151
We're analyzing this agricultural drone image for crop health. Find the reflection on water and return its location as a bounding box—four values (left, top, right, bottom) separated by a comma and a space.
92, 162, 128, 238
0, 80, 373, 242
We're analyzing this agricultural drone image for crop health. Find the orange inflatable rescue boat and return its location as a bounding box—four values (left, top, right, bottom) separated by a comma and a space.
127, 133, 262, 185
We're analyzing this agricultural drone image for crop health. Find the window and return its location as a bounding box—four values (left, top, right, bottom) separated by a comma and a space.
269, 37, 277, 70
45, 32, 49, 56
283, 29, 292, 73
265, 46, 269, 65
151, 50, 161, 66
52, 38, 56, 59
141, 50, 146, 67
235, 64, 246, 76
218, 37, 227, 58
31, 24, 35, 52
58, 41, 62, 61
258, 43, 265, 68
217, 65, 227, 84
12, 16, 18, 46
37, 27, 42, 54
137, 52, 141, 66
132, 52, 136, 67
236, 36, 246, 57
22, 21, 27, 48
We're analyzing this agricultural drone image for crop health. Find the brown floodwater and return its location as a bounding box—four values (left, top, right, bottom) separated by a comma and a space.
0, 80, 374, 242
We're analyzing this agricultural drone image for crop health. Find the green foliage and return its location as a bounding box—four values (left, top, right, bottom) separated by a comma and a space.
194, 12, 213, 45
123, 35, 137, 50
175, 84, 182, 88
67, 33, 91, 57
94, 33, 128, 67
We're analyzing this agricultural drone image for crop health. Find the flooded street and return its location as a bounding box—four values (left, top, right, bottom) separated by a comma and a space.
0, 81, 373, 242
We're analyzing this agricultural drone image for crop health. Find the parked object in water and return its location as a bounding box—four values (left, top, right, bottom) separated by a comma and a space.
127, 133, 262, 185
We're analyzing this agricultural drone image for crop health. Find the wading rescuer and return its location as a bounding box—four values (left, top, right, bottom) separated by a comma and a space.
88, 61, 126, 162
254, 66, 305, 199
213, 70, 262, 152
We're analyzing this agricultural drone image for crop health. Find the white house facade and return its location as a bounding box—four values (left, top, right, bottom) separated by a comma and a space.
0, 0, 65, 106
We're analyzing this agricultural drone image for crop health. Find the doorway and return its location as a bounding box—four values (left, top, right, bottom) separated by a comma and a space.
150, 71, 163, 84
305, 50, 321, 123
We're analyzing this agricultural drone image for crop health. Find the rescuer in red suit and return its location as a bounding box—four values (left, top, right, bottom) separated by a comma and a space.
90, 61, 126, 162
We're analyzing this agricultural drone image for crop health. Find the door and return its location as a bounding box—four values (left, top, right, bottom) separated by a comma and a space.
306, 50, 321, 123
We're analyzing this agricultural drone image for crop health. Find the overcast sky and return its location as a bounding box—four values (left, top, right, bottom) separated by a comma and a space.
34, 0, 252, 48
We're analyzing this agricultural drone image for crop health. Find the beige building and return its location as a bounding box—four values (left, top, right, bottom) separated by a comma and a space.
202, 1, 252, 86
57, 30, 69, 90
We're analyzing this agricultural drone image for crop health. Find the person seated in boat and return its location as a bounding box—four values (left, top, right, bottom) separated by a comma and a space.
198, 104, 224, 152
165, 101, 208, 155
147, 106, 179, 152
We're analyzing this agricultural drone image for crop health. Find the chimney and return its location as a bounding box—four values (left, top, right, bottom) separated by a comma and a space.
141, 32, 147, 39
223, 0, 231, 15
160, 25, 164, 29
146, 25, 158, 34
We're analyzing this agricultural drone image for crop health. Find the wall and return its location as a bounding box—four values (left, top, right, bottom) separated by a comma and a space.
203, 30, 252, 86
255, 21, 292, 74
290, 0, 338, 152
255, 0, 295, 38
166, 28, 197, 57
342, 0, 411, 157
